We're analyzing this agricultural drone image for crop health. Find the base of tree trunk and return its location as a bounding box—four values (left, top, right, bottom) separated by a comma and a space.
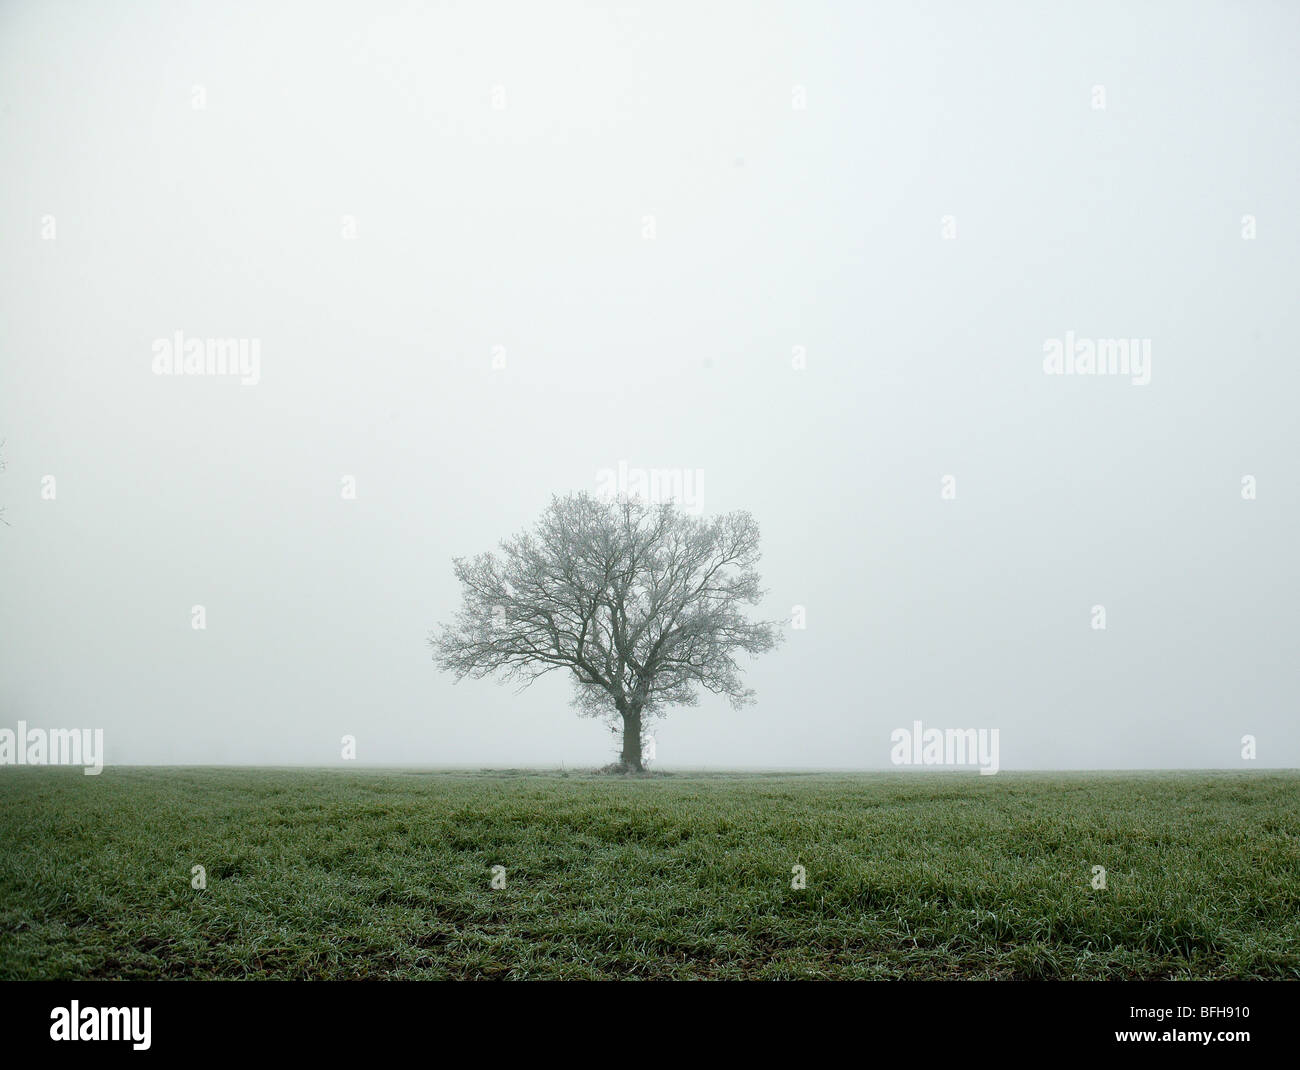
603, 760, 640, 775
595, 761, 663, 777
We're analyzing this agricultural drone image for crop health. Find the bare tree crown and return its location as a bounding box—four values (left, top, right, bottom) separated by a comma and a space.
431, 493, 781, 723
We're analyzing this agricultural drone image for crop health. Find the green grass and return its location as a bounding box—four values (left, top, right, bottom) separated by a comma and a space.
1, 767, 1297, 979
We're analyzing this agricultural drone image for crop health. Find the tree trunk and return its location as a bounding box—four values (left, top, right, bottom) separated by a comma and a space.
620, 703, 644, 772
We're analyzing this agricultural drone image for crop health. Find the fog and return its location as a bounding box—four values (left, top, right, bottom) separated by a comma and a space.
2, 1, 1297, 770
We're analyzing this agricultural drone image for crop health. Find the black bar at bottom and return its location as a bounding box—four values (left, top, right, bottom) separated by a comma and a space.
2, 979, 1285, 1058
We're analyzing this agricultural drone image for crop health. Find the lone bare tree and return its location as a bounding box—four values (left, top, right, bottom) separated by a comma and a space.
431, 493, 781, 771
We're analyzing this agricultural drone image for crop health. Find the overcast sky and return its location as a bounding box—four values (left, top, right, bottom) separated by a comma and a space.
1, 1, 1297, 770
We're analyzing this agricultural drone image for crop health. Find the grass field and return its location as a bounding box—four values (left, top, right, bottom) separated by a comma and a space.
1, 767, 1297, 980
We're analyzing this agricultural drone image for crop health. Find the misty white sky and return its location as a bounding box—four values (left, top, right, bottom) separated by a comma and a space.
2, 1, 1297, 769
